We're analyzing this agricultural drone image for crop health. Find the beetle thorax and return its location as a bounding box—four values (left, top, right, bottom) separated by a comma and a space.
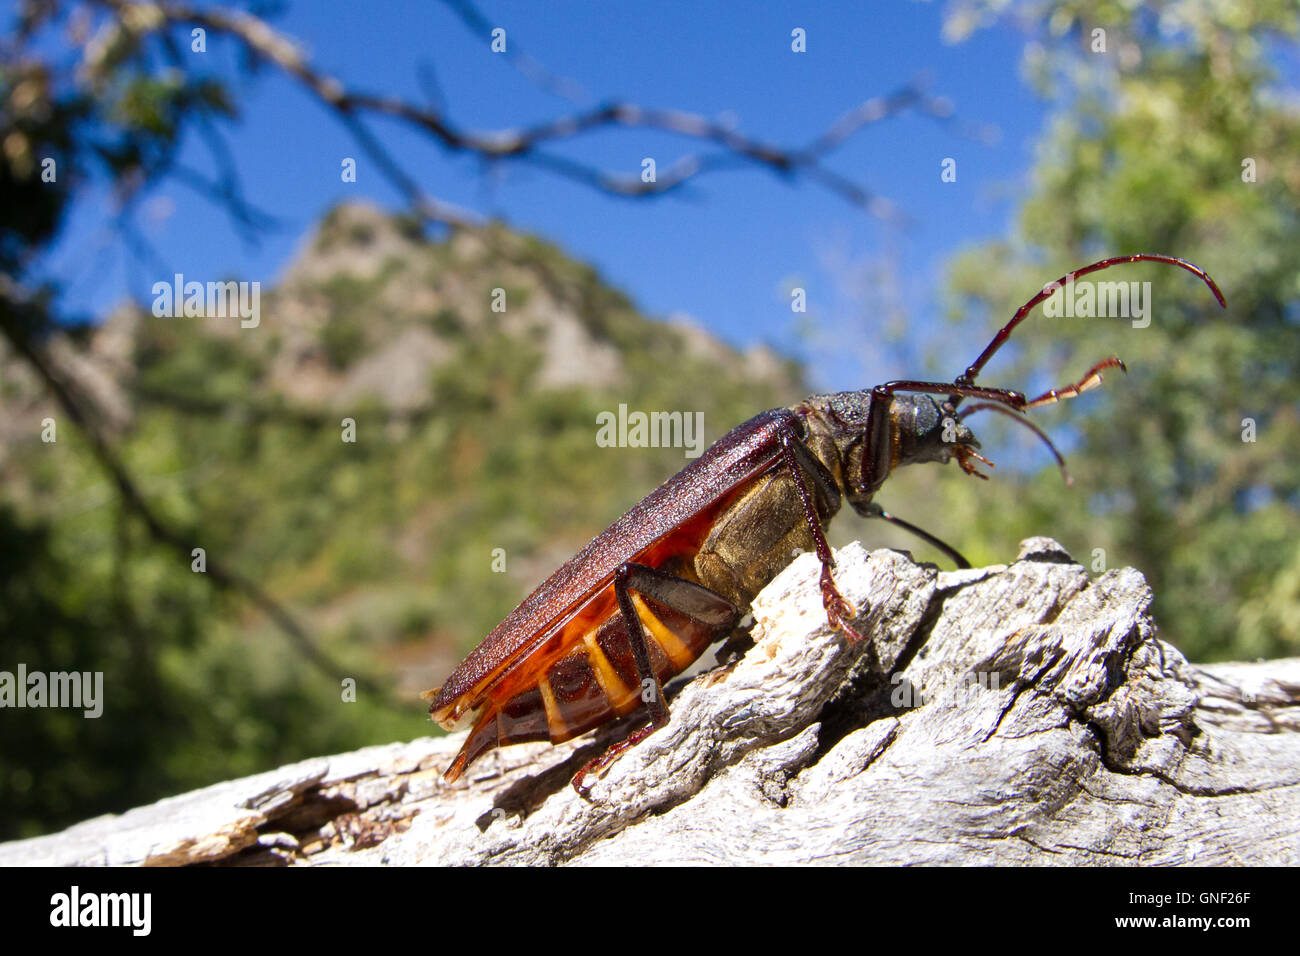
792, 390, 874, 496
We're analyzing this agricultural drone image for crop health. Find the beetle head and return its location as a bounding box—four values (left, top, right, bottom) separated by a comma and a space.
889, 394, 989, 477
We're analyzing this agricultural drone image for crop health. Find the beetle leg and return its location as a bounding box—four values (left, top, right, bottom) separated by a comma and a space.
573, 562, 739, 796
571, 722, 661, 796
855, 501, 971, 569
613, 566, 672, 732
778, 430, 866, 643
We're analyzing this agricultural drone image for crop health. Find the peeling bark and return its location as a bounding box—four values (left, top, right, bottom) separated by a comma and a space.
3, 538, 1298, 866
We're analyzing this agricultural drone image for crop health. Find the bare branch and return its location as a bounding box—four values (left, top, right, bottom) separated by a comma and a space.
91, 0, 957, 219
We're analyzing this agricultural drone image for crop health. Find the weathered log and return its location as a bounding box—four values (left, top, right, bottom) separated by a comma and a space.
3, 538, 1297, 866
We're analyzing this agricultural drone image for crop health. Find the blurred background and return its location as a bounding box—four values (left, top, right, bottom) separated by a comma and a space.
1, 0, 1297, 840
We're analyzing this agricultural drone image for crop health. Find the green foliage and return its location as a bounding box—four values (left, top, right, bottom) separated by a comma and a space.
934, 0, 1300, 659
0, 67, 85, 273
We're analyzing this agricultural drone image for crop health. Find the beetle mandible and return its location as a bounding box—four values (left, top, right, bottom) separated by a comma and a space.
425, 254, 1226, 791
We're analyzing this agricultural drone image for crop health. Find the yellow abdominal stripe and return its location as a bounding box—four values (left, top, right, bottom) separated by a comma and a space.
583, 632, 634, 714
630, 594, 695, 670
537, 676, 565, 738
538, 593, 695, 728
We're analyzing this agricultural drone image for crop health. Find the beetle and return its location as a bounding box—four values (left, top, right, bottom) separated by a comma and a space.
425, 254, 1226, 791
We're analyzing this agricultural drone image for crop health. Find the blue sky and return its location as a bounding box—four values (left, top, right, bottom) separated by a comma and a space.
35, 0, 1052, 392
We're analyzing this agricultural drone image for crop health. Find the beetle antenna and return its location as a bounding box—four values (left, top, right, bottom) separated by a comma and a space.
954, 254, 1226, 389
959, 401, 1074, 486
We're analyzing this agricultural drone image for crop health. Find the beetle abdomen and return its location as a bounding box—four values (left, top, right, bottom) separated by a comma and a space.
444, 590, 724, 780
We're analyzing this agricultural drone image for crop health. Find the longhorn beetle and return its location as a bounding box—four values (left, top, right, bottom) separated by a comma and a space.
425, 254, 1226, 792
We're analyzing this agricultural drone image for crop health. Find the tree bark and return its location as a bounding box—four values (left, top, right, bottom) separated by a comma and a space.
3, 538, 1297, 866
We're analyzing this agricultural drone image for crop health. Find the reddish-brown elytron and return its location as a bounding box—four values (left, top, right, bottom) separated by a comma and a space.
425, 255, 1225, 791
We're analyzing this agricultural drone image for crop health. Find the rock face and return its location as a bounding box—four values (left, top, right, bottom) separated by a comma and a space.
3, 539, 1297, 866
0, 201, 802, 439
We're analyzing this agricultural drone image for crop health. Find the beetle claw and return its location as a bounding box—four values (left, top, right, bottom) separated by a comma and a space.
832, 610, 866, 644
819, 564, 866, 643
571, 770, 596, 800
